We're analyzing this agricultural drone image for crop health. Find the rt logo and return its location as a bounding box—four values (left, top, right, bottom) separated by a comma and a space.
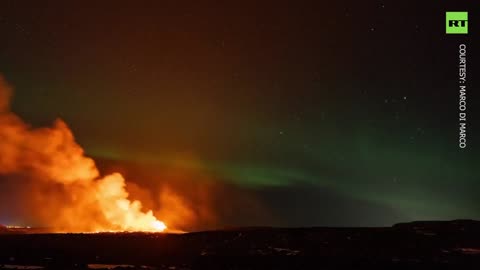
446, 12, 468, 34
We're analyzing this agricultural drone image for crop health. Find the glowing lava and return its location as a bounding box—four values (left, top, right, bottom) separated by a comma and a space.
152, 220, 168, 231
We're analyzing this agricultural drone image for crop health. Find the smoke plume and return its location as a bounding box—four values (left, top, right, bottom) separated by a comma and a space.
0, 75, 166, 232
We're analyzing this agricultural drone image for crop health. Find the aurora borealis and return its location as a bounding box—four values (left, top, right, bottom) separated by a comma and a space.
0, 1, 478, 231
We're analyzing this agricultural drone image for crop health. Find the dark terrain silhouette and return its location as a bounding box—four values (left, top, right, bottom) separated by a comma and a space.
0, 220, 479, 269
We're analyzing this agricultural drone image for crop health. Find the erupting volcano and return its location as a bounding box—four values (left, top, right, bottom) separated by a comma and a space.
0, 75, 167, 233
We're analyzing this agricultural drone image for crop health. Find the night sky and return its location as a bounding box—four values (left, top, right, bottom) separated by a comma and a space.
0, 1, 478, 230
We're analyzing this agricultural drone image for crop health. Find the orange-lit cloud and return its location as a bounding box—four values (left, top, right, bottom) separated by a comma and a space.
0, 75, 166, 232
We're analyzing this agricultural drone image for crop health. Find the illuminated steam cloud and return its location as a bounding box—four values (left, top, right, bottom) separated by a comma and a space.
0, 75, 166, 232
